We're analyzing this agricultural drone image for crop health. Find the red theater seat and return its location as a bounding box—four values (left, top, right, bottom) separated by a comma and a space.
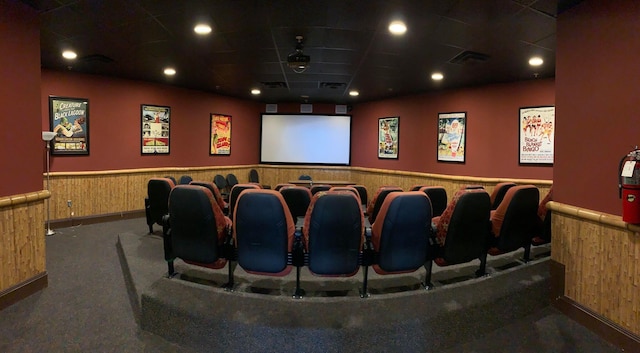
145, 177, 175, 233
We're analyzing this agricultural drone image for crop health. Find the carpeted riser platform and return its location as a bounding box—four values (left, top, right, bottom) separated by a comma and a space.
140, 262, 550, 353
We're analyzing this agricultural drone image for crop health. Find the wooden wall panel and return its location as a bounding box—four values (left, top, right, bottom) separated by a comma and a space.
550, 202, 640, 336
0, 192, 47, 292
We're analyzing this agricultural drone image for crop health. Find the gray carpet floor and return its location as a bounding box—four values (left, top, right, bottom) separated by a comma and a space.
0, 218, 623, 352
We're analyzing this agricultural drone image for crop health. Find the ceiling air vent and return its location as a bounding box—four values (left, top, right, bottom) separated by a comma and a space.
448, 50, 490, 65
260, 81, 288, 89
79, 54, 115, 64
319, 82, 346, 89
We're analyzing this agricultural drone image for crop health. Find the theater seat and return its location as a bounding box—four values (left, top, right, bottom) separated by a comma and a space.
274, 183, 295, 191
228, 183, 261, 218
310, 184, 331, 195
419, 186, 447, 217
533, 185, 553, 246
145, 177, 175, 233
178, 175, 193, 185
351, 185, 368, 209
490, 182, 516, 210
231, 189, 298, 292
226, 173, 239, 192
489, 185, 540, 261
190, 181, 228, 215
302, 191, 364, 290
367, 186, 403, 223
425, 188, 491, 287
213, 174, 228, 201
248, 168, 271, 189
363, 191, 432, 296
163, 185, 231, 278
280, 186, 312, 220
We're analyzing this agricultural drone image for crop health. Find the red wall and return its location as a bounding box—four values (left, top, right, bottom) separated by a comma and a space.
0, 1, 42, 197
41, 71, 262, 171
555, 0, 640, 215
351, 79, 555, 180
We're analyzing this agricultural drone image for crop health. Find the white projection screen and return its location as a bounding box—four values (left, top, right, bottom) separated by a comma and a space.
260, 114, 352, 165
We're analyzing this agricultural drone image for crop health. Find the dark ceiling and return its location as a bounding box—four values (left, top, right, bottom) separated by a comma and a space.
23, 0, 561, 104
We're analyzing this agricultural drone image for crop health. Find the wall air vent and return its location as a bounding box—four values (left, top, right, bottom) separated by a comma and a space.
80, 54, 115, 64
448, 50, 490, 65
319, 82, 346, 89
260, 81, 288, 89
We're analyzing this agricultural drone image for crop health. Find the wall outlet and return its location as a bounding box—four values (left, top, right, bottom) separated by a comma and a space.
67, 200, 72, 207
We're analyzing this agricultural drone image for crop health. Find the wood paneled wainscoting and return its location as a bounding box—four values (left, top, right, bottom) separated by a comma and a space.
548, 201, 640, 351
0, 190, 49, 310
46, 164, 551, 226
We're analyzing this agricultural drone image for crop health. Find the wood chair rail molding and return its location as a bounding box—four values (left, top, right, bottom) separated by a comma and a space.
0, 190, 50, 209
547, 201, 640, 233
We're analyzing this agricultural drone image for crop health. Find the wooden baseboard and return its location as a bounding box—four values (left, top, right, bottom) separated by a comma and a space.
550, 260, 640, 351
0, 272, 48, 311
51, 209, 145, 228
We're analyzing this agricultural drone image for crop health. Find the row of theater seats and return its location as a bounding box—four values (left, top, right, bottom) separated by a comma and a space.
145, 177, 552, 298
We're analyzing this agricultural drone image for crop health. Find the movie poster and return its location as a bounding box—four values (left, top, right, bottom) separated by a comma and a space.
141, 105, 170, 154
49, 96, 89, 155
378, 116, 399, 159
519, 106, 554, 164
210, 114, 231, 155
437, 112, 466, 163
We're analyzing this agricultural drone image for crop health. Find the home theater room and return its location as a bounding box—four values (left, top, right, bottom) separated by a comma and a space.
1, 0, 638, 352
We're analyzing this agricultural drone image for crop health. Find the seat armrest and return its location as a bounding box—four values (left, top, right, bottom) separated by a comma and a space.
162, 214, 173, 261
292, 228, 305, 266
361, 227, 375, 266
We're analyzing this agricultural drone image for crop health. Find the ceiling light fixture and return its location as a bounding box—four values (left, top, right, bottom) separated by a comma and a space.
251, 89, 261, 95
529, 56, 543, 66
163, 67, 176, 76
194, 24, 212, 35
62, 50, 77, 60
388, 21, 407, 35
431, 72, 444, 81
349, 90, 360, 97
287, 35, 310, 74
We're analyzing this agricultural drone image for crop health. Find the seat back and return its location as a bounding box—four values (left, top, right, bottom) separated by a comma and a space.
410, 184, 429, 191
178, 175, 193, 185
190, 181, 227, 213
233, 189, 295, 275
491, 185, 540, 253
164, 175, 177, 185
351, 185, 368, 207
228, 183, 260, 217
310, 184, 331, 195
371, 192, 432, 274
274, 183, 295, 191
168, 185, 228, 267
303, 191, 364, 276
419, 186, 448, 217
248, 169, 260, 183
534, 186, 553, 244
367, 186, 403, 223
213, 174, 227, 194
298, 174, 312, 180
226, 173, 239, 191
436, 189, 491, 265
490, 182, 516, 210
148, 178, 175, 225
280, 186, 312, 220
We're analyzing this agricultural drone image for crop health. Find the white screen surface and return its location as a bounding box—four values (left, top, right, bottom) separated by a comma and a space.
260, 114, 351, 165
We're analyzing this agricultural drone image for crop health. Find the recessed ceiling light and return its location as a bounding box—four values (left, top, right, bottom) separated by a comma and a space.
529, 56, 543, 66
388, 21, 407, 35
251, 89, 261, 95
194, 24, 212, 35
349, 90, 360, 97
431, 72, 444, 81
62, 50, 77, 60
163, 67, 176, 76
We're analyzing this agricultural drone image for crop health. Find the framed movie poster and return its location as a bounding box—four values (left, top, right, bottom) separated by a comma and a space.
141, 104, 170, 154
378, 116, 399, 159
437, 112, 466, 163
519, 106, 555, 164
49, 96, 89, 155
210, 113, 231, 155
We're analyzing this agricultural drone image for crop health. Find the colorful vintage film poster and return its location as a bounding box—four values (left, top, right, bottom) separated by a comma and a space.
210, 114, 231, 155
519, 106, 554, 164
141, 105, 170, 154
50, 97, 89, 154
378, 117, 399, 158
437, 112, 466, 162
